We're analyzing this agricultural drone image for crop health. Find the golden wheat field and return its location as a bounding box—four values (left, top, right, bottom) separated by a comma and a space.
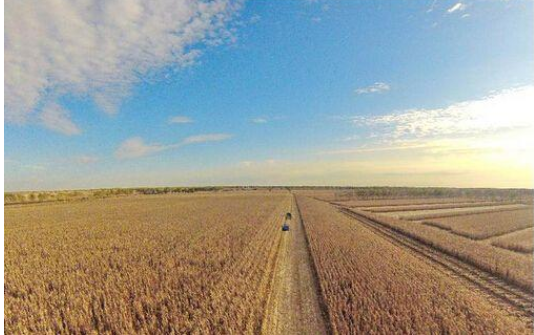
4, 189, 534, 334
345, 207, 533, 291
296, 195, 532, 334
4, 191, 290, 334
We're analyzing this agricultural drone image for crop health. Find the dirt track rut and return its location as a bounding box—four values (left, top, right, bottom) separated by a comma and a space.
261, 195, 328, 335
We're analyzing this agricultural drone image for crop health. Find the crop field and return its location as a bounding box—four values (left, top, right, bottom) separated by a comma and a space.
350, 208, 533, 289
423, 208, 534, 240
4, 191, 290, 334
4, 188, 533, 334
491, 227, 534, 254
337, 197, 533, 291
296, 195, 532, 334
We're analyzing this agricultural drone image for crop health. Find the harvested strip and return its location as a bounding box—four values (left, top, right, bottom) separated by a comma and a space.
492, 228, 534, 254
423, 209, 534, 240
349, 208, 533, 291
297, 196, 531, 334
389, 204, 528, 220
363, 201, 505, 213
334, 198, 478, 207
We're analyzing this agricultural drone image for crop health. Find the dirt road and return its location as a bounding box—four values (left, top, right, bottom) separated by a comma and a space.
261, 196, 328, 335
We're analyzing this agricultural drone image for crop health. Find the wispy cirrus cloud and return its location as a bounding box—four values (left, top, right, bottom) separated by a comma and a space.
5, 0, 243, 133
351, 85, 534, 141
427, 0, 438, 13
74, 155, 100, 165
447, 2, 466, 14
116, 133, 233, 159
182, 133, 232, 144
251, 115, 287, 124
115, 138, 166, 159
251, 117, 268, 124
5, 159, 47, 171
320, 140, 447, 156
239, 159, 278, 167
354, 82, 390, 95
169, 116, 194, 124
39, 103, 82, 136
324, 85, 534, 162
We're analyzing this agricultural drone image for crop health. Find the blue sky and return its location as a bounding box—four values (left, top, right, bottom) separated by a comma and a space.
4, 0, 534, 190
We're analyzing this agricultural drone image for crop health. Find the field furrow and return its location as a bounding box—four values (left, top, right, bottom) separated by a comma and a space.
333, 198, 477, 208
362, 201, 506, 212
491, 228, 534, 254
422, 208, 534, 240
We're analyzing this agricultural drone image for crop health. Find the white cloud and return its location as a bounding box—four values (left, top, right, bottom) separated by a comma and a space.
115, 137, 166, 159
249, 14, 261, 24
5, 0, 242, 132
182, 133, 233, 144
39, 103, 82, 136
239, 161, 254, 167
252, 117, 268, 124
334, 85, 534, 170
75, 155, 100, 164
22, 164, 47, 171
169, 116, 194, 124
341, 135, 361, 142
251, 116, 285, 124
5, 159, 46, 171
116, 133, 232, 159
5, 159, 18, 165
351, 85, 534, 140
354, 82, 391, 95
447, 2, 466, 13
238, 159, 279, 168
319, 142, 437, 155
427, 0, 438, 13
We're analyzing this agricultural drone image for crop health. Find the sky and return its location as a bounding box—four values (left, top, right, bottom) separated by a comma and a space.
4, 0, 534, 191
